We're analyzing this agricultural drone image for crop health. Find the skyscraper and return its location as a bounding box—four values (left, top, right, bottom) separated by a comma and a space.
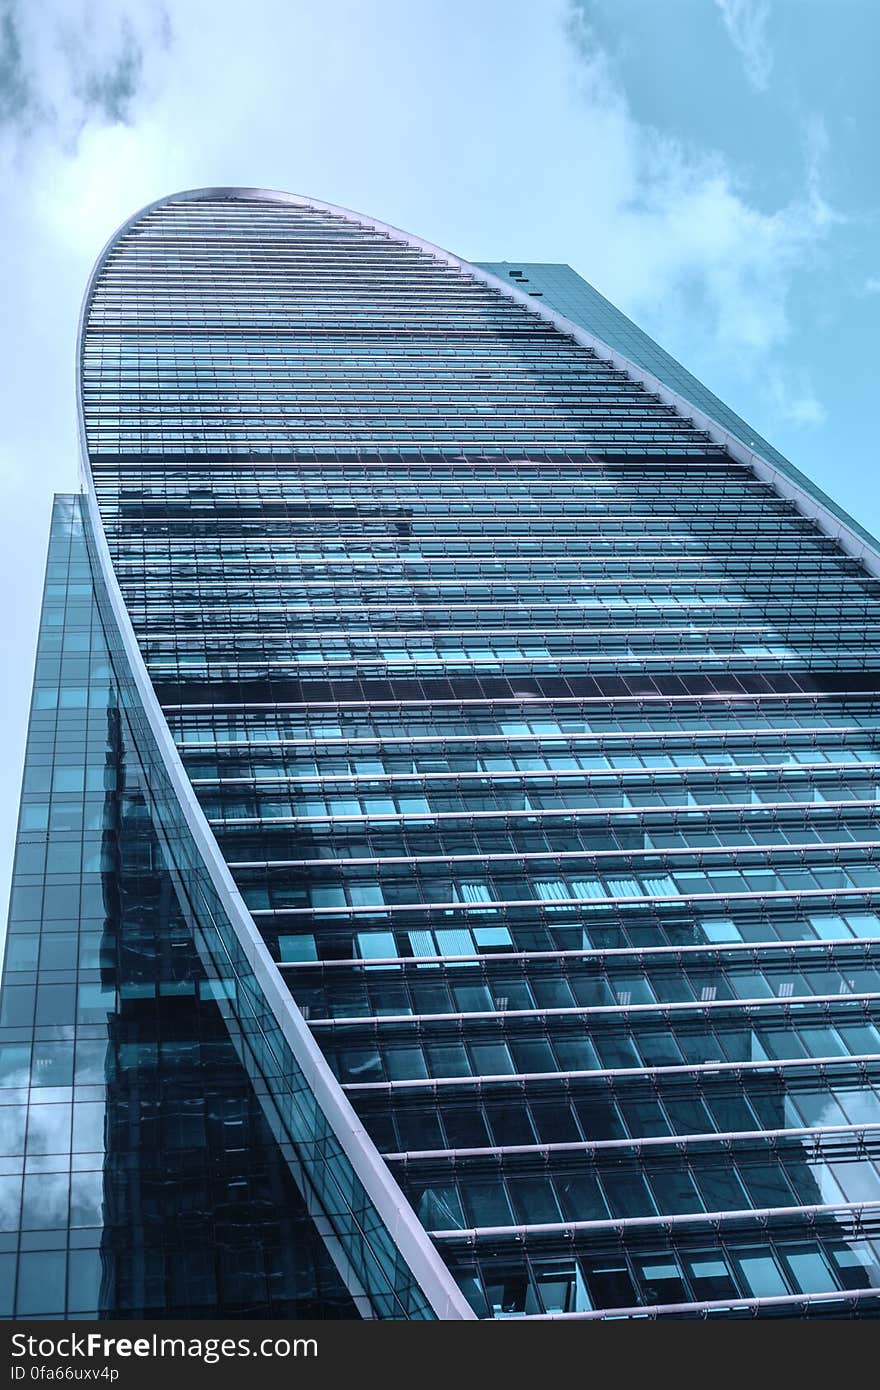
3, 187, 880, 1320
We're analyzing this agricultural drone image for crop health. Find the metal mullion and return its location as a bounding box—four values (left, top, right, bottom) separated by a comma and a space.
303, 989, 880, 1029
282, 937, 880, 971
144, 650, 880, 672
340, 1051, 880, 1094
133, 620, 880, 640
176, 725, 875, 749
210, 801, 880, 832
252, 884, 880, 920
383, 1121, 880, 1163
192, 755, 880, 785
517, 1285, 880, 1321
159, 689, 880, 711
427, 1198, 880, 1243
228, 840, 880, 871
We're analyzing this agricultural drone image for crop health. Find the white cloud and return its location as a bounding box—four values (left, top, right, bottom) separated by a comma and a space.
714, 0, 774, 91
0, 0, 847, 907
0, 0, 170, 155
766, 374, 828, 429
864, 276, 880, 295
564, 10, 834, 373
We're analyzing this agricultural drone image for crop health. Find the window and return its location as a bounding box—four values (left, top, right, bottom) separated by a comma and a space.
734, 1251, 788, 1298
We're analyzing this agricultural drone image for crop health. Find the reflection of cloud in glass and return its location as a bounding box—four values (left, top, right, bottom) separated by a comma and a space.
806, 1160, 846, 1206
0, 1103, 26, 1154
32, 1039, 75, 1087
22, 1170, 68, 1229
0, 1044, 32, 1087
843, 1090, 880, 1125
828, 1160, 880, 1206
806, 1095, 839, 1128
74, 1038, 109, 1084
835, 1242, 880, 1288
0, 1173, 22, 1231
73, 1100, 106, 1154
24, 1100, 72, 1154
70, 1168, 103, 1227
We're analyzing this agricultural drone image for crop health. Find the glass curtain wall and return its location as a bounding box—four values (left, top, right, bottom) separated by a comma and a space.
0, 495, 356, 1319
5, 189, 880, 1318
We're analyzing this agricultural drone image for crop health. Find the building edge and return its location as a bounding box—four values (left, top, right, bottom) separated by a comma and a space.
74, 184, 880, 1319
78, 186, 880, 579
75, 191, 476, 1321
479, 260, 880, 565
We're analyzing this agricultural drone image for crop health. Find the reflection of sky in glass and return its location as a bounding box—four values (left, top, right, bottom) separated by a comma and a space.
0, 1175, 21, 1232
6, 182, 880, 1319
806, 1161, 847, 1206
22, 1171, 68, 1229
25, 1102, 72, 1155
0, 495, 358, 1318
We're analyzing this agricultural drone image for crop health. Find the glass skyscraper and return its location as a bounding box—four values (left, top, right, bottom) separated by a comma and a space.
3, 187, 880, 1320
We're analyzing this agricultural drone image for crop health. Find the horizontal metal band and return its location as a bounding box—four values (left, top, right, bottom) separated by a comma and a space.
341, 1051, 880, 1094
282, 939, 880, 971
521, 1285, 880, 1320
304, 990, 880, 1029
252, 884, 880, 919
428, 1198, 880, 1243
382, 1121, 880, 1164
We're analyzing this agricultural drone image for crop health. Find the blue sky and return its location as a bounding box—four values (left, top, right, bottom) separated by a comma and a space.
0, 0, 878, 910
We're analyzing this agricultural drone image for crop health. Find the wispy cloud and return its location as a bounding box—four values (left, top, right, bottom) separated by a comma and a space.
714, 0, 774, 92
766, 373, 828, 429
0, 0, 864, 915
801, 113, 838, 231
565, 9, 833, 357
0, 0, 171, 153
564, 6, 836, 433
864, 276, 880, 295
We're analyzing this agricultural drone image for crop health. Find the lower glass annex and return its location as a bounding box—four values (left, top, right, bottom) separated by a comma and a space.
0, 496, 356, 1319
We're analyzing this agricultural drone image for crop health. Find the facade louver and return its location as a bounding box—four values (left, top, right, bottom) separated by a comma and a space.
3, 188, 880, 1319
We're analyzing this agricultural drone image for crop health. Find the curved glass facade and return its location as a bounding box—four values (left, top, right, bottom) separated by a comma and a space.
3, 188, 880, 1318
1, 495, 357, 1319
